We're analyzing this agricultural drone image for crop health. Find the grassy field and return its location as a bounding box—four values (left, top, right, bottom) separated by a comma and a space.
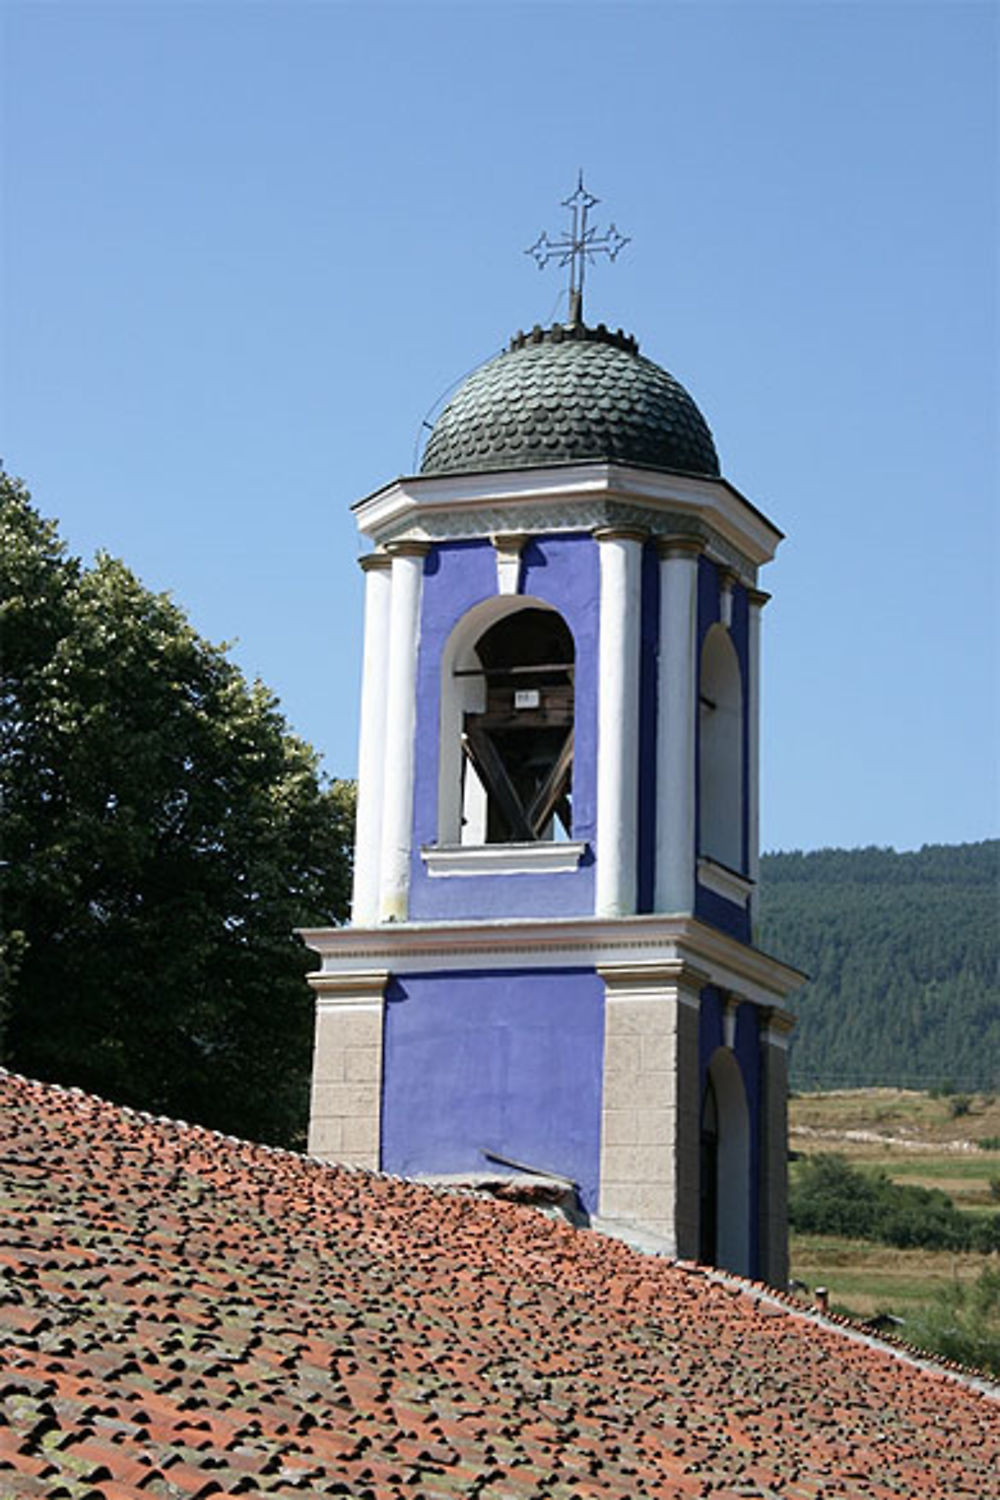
790, 1235, 989, 1320
787, 1088, 1000, 1337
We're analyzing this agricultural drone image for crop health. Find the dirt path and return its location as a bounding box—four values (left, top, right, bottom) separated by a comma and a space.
789, 1125, 979, 1154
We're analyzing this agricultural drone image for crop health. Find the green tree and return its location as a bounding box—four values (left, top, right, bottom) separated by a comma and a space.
758, 842, 1000, 1091
1, 472, 354, 1145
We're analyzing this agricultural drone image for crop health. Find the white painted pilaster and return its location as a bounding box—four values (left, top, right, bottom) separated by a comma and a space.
378, 541, 428, 924
492, 533, 526, 596
351, 553, 392, 925
654, 537, 703, 914
747, 588, 769, 931
594, 528, 645, 918
719, 566, 737, 629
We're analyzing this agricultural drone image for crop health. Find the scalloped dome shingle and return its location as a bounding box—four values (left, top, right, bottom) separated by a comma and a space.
420, 324, 721, 479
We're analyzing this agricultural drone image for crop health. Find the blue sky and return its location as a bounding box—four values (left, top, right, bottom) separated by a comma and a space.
3, 1, 997, 853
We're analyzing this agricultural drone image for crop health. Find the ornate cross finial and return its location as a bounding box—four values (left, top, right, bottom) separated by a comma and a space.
525, 172, 630, 325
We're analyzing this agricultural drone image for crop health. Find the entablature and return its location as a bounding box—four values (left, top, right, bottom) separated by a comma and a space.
352, 461, 784, 576
298, 912, 805, 1011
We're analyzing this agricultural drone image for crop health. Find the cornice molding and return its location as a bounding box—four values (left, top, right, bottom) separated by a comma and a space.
697, 857, 755, 906
298, 913, 805, 1005
352, 462, 782, 572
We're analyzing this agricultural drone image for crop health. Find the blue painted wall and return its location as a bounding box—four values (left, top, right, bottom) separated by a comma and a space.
408, 534, 599, 920
380, 966, 605, 1211
698, 986, 761, 1277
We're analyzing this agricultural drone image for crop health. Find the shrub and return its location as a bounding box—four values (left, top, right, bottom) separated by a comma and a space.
908, 1267, 1000, 1376
788, 1153, 998, 1253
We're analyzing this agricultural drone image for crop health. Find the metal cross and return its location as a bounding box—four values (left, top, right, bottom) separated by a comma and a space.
525, 172, 630, 324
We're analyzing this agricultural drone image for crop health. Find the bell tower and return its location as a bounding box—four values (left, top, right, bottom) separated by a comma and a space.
303, 185, 802, 1285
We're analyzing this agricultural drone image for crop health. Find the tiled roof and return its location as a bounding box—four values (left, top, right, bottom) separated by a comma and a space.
419, 325, 721, 479
2, 1070, 997, 1499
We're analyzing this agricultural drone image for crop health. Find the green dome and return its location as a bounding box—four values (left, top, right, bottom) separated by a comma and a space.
420, 323, 720, 479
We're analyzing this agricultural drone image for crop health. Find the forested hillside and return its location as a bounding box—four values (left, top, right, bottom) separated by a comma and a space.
757, 842, 999, 1091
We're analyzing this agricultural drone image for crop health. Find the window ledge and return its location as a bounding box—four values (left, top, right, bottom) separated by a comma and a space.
697, 856, 754, 905
421, 842, 588, 877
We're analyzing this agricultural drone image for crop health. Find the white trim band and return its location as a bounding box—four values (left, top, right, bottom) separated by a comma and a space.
421, 842, 588, 877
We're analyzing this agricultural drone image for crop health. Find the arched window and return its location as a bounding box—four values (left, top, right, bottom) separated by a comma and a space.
438, 601, 575, 846
699, 624, 743, 870
700, 1047, 751, 1275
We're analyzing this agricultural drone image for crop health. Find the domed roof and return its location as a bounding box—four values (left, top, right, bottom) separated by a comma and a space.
420, 322, 720, 479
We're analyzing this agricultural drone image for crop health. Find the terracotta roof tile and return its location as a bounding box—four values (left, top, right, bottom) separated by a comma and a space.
1, 1069, 997, 1498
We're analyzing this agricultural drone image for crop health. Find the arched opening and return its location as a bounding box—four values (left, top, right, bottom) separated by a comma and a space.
700, 1047, 751, 1275
438, 600, 575, 846
699, 624, 743, 871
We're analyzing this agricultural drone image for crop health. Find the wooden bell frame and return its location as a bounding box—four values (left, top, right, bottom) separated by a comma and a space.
456, 608, 574, 844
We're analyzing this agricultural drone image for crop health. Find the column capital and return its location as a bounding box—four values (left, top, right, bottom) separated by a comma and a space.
385, 539, 431, 559
592, 526, 648, 544
358, 550, 392, 573
747, 586, 772, 609
758, 1005, 796, 1048
657, 533, 705, 561
597, 958, 710, 1002
307, 969, 390, 1003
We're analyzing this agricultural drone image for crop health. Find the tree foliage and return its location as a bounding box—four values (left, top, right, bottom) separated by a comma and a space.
758, 843, 999, 1091
789, 1153, 1000, 1253
1, 472, 353, 1145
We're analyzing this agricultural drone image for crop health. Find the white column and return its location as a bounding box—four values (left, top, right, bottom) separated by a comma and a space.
350, 553, 392, 925
654, 536, 703, 914
378, 541, 428, 923
594, 528, 645, 917
747, 588, 769, 933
